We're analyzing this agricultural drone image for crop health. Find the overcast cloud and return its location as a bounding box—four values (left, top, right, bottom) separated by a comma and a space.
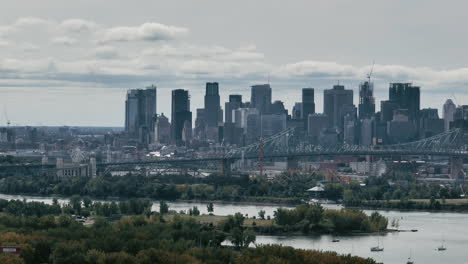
0, 0, 468, 126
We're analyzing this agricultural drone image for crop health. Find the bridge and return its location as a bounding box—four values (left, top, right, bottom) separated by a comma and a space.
1, 127, 467, 178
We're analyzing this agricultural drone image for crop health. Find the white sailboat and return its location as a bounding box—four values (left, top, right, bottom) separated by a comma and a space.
370, 236, 384, 252
437, 236, 447, 251
406, 250, 414, 264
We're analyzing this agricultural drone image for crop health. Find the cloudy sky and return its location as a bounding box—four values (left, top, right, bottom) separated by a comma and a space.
1, 0, 468, 126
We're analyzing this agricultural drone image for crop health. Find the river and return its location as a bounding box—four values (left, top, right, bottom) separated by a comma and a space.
2, 193, 467, 264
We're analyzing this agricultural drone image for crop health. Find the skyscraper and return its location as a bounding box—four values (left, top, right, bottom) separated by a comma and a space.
323, 84, 354, 130
292, 103, 302, 119
302, 88, 315, 119
308, 114, 328, 143
125, 85, 157, 142
204, 82, 221, 127
154, 113, 171, 144
225, 94, 242, 123
251, 84, 272, 114
443, 99, 456, 131
171, 89, 191, 144
389, 83, 420, 121
358, 81, 375, 119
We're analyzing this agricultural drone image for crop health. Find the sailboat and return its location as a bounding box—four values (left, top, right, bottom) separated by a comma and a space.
437, 236, 447, 251
406, 250, 414, 264
370, 236, 384, 252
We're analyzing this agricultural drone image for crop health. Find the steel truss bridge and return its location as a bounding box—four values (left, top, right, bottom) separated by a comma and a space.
1, 127, 467, 175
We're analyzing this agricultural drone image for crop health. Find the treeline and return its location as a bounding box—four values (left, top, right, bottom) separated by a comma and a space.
261, 204, 387, 234
0, 172, 321, 203
350, 198, 468, 211
345, 174, 464, 202
0, 213, 378, 264
0, 197, 153, 218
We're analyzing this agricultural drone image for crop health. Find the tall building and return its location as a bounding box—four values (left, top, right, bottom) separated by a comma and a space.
171, 89, 192, 144
323, 84, 353, 130
251, 84, 272, 114
308, 114, 328, 143
302, 88, 315, 119
420, 108, 444, 138
194, 108, 207, 141
443, 99, 457, 131
204, 82, 221, 127
125, 85, 157, 142
260, 113, 287, 138
389, 83, 420, 121
380, 100, 399, 122
225, 95, 242, 123
292, 103, 302, 119
271, 100, 288, 115
358, 81, 375, 119
154, 113, 170, 144
359, 118, 373, 146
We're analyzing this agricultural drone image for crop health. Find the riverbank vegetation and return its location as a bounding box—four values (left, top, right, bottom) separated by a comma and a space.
0, 202, 380, 264
342, 173, 468, 211
0, 172, 323, 204
262, 204, 387, 234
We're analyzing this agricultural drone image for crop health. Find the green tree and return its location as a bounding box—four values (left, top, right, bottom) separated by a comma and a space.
159, 201, 169, 215
69, 195, 82, 214
258, 210, 265, 220
207, 203, 214, 214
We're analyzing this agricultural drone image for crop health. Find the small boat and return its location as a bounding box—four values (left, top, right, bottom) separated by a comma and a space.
437, 236, 447, 251
370, 246, 384, 252
370, 236, 384, 252
406, 250, 414, 264
410, 229, 418, 232
332, 239, 340, 243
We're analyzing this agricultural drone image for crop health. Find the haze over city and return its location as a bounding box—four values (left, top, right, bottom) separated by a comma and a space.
1, 0, 468, 126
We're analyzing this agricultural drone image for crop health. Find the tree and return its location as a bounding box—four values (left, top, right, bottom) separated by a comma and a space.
189, 206, 200, 216
258, 210, 265, 220
159, 201, 169, 215
207, 203, 214, 214
69, 195, 82, 214
82, 196, 92, 208
230, 228, 256, 248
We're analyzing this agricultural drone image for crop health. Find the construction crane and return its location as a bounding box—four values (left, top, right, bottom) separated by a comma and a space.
367, 60, 375, 83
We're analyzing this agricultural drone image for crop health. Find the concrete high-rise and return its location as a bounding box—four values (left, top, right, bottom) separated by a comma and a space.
225, 94, 242, 124
358, 81, 375, 119
389, 83, 420, 121
292, 103, 302, 119
443, 99, 456, 131
171, 89, 192, 144
323, 84, 353, 130
302, 88, 315, 118
302, 88, 315, 128
308, 114, 328, 143
154, 113, 171, 144
251, 84, 272, 114
125, 85, 157, 142
204, 82, 221, 127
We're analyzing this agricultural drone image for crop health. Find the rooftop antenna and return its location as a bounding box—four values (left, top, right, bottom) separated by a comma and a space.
367, 60, 375, 83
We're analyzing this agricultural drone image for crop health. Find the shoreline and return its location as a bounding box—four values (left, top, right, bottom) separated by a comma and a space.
0, 192, 300, 207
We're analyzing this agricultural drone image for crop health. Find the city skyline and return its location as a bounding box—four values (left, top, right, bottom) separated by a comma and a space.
1, 0, 468, 126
